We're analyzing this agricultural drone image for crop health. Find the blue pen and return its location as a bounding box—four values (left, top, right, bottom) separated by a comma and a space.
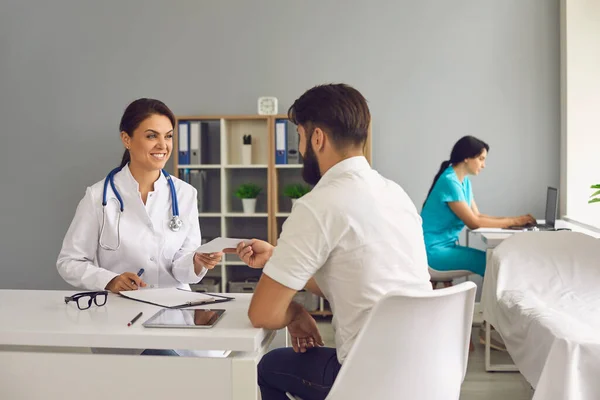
130, 268, 145, 287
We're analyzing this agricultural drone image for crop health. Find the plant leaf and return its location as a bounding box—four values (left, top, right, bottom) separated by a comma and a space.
591, 184, 600, 189
588, 198, 600, 204
590, 190, 600, 198
235, 183, 262, 199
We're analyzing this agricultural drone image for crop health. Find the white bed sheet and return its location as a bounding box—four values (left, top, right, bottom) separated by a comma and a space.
481, 231, 600, 400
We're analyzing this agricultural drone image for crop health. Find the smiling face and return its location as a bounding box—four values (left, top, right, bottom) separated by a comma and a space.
121, 114, 173, 172
465, 148, 487, 175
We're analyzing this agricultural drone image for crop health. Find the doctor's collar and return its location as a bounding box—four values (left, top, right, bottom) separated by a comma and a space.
119, 163, 169, 193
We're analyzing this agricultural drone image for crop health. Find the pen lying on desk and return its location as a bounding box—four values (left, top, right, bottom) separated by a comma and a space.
128, 312, 143, 327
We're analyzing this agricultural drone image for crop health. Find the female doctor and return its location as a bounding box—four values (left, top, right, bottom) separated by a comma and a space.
57, 98, 221, 293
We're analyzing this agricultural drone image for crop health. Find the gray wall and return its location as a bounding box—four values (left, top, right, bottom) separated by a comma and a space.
0, 0, 560, 289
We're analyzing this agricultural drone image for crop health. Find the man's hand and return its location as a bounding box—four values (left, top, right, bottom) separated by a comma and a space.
287, 306, 324, 353
105, 272, 146, 294
225, 239, 274, 269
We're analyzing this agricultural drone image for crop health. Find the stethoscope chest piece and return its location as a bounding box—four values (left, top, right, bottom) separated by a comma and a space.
169, 216, 183, 232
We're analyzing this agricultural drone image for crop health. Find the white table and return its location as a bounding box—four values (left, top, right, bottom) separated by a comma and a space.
471, 219, 600, 372
477, 219, 600, 249
0, 290, 286, 400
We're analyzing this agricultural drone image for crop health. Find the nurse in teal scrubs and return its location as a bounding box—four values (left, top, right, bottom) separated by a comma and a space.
421, 136, 535, 276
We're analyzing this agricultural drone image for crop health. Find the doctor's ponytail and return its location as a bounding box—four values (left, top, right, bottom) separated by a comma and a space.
117, 98, 176, 169
422, 135, 489, 208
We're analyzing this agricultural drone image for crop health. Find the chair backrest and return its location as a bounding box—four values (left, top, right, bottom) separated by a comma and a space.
325, 281, 476, 400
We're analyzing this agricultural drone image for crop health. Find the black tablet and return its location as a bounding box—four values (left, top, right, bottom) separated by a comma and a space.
142, 308, 226, 329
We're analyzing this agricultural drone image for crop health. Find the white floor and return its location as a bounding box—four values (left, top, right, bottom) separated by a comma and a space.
314, 319, 534, 400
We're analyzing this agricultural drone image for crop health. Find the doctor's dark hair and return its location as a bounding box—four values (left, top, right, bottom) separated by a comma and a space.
423, 135, 489, 208
288, 83, 370, 150
118, 98, 176, 168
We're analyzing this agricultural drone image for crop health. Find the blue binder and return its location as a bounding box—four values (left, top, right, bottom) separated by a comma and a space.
275, 119, 287, 164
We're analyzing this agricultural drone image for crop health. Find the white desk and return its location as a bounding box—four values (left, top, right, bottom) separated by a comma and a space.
0, 290, 286, 400
476, 219, 600, 249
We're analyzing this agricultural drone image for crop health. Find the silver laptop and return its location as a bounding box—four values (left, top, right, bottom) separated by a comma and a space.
510, 187, 558, 231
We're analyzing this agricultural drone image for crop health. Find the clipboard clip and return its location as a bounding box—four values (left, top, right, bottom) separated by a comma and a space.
172, 288, 235, 308
185, 300, 212, 306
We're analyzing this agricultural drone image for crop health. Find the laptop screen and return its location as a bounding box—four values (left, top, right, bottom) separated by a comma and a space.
545, 187, 558, 225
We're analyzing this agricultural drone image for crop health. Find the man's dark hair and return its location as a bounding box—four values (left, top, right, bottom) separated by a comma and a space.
288, 83, 370, 149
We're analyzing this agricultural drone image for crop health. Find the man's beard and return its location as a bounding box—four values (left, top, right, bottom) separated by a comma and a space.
301, 143, 321, 186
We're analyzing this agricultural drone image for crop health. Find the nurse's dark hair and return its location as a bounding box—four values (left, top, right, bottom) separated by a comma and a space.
118, 98, 176, 168
423, 135, 489, 208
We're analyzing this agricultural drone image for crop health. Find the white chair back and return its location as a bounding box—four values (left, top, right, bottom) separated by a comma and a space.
290, 282, 476, 400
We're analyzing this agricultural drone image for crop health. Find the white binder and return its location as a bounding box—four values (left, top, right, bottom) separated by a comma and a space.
189, 121, 201, 164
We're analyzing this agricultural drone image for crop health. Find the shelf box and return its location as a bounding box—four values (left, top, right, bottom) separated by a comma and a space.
200, 268, 222, 283
226, 266, 262, 292
190, 278, 221, 293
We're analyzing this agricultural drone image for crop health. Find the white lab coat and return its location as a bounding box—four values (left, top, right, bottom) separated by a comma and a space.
57, 164, 207, 291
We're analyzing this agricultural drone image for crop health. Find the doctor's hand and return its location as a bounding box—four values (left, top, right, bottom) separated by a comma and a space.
194, 252, 223, 273
225, 239, 274, 269
287, 305, 324, 354
105, 273, 146, 294
514, 214, 536, 226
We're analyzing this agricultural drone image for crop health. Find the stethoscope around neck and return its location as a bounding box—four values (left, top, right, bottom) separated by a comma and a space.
99, 166, 182, 251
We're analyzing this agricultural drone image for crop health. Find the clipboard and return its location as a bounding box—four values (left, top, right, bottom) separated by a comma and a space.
119, 287, 234, 309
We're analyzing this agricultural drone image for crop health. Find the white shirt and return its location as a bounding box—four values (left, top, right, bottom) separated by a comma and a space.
57, 164, 206, 291
263, 156, 432, 363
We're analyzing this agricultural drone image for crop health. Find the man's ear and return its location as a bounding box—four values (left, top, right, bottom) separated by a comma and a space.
120, 131, 130, 149
312, 127, 326, 152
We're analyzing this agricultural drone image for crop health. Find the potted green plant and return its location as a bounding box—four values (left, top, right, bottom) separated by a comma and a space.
589, 184, 600, 204
283, 183, 311, 207
235, 183, 262, 214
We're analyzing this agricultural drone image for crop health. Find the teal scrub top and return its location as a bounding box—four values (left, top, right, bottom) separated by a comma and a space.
421, 166, 473, 249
